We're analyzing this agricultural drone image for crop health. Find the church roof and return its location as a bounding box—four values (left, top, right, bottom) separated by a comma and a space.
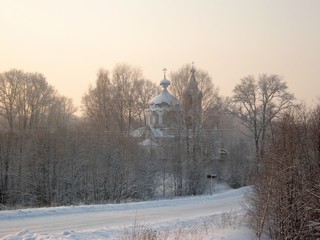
139, 138, 159, 147
149, 74, 180, 110
160, 78, 170, 89
149, 89, 180, 107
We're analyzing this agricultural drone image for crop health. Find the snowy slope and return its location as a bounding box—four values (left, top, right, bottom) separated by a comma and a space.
0, 186, 253, 240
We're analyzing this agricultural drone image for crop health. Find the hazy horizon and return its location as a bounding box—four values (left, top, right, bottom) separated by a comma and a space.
1, 0, 320, 110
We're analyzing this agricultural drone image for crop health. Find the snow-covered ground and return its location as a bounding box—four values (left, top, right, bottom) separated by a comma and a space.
0, 186, 253, 240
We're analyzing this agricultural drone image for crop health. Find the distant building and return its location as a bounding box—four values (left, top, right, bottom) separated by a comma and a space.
183, 66, 202, 130
145, 72, 181, 132
131, 67, 228, 186
131, 69, 182, 143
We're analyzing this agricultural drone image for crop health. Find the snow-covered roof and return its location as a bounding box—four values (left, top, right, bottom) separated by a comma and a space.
149, 126, 174, 138
130, 127, 145, 137
149, 90, 180, 108
139, 138, 159, 147
149, 76, 180, 109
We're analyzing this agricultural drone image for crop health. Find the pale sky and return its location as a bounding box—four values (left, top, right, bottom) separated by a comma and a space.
1, 0, 320, 110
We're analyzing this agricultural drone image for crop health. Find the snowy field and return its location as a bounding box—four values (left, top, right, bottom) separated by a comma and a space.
0, 186, 253, 240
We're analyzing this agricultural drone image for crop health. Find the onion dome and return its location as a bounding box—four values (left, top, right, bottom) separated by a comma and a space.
149, 69, 180, 109
160, 78, 170, 90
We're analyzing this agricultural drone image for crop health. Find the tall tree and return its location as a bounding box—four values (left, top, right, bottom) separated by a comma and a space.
47, 96, 76, 128
133, 79, 160, 126
82, 64, 159, 131
170, 64, 222, 195
111, 63, 143, 132
170, 64, 222, 129
17, 72, 56, 129
248, 105, 320, 239
0, 69, 70, 130
0, 69, 24, 129
230, 74, 295, 160
0, 69, 76, 206
82, 68, 114, 129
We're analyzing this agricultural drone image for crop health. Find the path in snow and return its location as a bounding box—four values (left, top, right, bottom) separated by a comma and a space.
0, 187, 250, 239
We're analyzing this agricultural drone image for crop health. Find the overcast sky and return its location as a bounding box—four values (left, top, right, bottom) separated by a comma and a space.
1, 0, 320, 109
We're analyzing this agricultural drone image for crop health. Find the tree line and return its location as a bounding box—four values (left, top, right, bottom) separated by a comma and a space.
0, 69, 75, 131
247, 105, 320, 239
0, 66, 161, 207
0, 64, 318, 239
0, 64, 249, 208
82, 64, 160, 132
230, 75, 319, 238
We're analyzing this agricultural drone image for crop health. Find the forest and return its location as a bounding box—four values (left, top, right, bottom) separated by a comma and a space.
0, 64, 319, 239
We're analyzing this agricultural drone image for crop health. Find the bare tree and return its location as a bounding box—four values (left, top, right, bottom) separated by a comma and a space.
307, 104, 320, 238
248, 104, 320, 239
82, 64, 159, 131
0, 69, 76, 206
111, 63, 143, 132
0, 69, 63, 130
170, 64, 222, 128
47, 96, 77, 128
133, 79, 160, 126
230, 74, 295, 160
170, 65, 223, 195
0, 69, 24, 129
18, 72, 56, 129
82, 68, 114, 129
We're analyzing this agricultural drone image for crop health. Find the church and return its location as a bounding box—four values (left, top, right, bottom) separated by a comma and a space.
131, 70, 177, 146
131, 66, 228, 195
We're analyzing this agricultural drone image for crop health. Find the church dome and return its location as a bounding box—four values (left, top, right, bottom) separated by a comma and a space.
149, 76, 180, 109
150, 90, 180, 108
144, 69, 181, 129
160, 78, 170, 89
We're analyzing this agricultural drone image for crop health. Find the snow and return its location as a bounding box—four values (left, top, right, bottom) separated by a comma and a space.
139, 139, 159, 147
0, 186, 253, 240
130, 127, 145, 137
150, 127, 165, 137
149, 90, 180, 108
